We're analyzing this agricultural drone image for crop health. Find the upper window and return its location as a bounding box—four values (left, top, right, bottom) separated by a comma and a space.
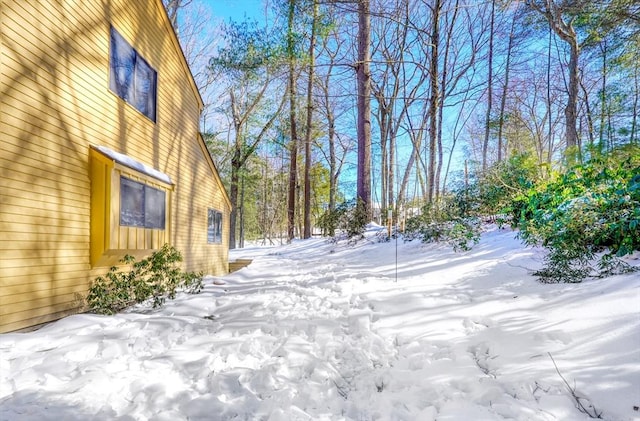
120, 176, 166, 229
109, 27, 157, 122
207, 209, 223, 244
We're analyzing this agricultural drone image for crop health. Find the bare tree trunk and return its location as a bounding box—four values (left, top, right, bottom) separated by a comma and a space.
482, 0, 495, 171
579, 78, 595, 146
328, 124, 337, 211
357, 0, 372, 218
228, 91, 242, 250
375, 95, 388, 220
303, 0, 318, 239
381, 132, 388, 220
598, 40, 608, 148
632, 61, 639, 144
388, 112, 395, 213
318, 31, 340, 215
497, 8, 517, 161
261, 157, 269, 243
547, 24, 553, 165
398, 147, 416, 206
287, 0, 298, 242
563, 26, 580, 156
229, 153, 239, 250
426, 0, 441, 204
239, 174, 245, 248
371, 0, 410, 219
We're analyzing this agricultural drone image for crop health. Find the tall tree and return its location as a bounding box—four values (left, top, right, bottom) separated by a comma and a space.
356, 0, 372, 218
303, 0, 319, 239
525, 0, 581, 160
631, 52, 639, 144
287, 0, 300, 242
426, 0, 442, 203
497, 5, 519, 162
482, 0, 496, 171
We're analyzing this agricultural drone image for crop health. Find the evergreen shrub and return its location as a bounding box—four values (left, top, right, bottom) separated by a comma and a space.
87, 244, 203, 314
514, 145, 640, 282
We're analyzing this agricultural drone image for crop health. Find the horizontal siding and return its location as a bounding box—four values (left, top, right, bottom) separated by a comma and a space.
0, 296, 84, 325
1, 247, 89, 260
1, 199, 89, 219
1, 279, 89, 307
0, 240, 89, 252
0, 307, 82, 333
2, 182, 89, 210
1, 163, 88, 192
1, 270, 88, 290
0, 232, 87, 243
2, 292, 85, 318
2, 1, 109, 89
0, 263, 90, 279
1, 217, 88, 236
0, 133, 88, 182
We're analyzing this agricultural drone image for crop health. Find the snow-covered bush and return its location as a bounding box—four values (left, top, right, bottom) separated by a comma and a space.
87, 244, 203, 314
317, 198, 368, 239
404, 215, 482, 252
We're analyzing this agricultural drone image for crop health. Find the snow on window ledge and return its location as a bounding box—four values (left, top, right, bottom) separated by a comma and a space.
92, 145, 172, 185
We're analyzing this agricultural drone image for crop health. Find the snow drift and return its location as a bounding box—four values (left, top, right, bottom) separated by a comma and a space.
1, 225, 638, 420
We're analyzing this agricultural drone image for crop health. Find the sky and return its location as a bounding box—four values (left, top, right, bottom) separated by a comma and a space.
191, 0, 469, 202
202, 0, 266, 22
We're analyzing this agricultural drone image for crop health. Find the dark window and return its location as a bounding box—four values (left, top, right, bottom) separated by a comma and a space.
207, 209, 223, 244
109, 27, 157, 121
120, 177, 165, 229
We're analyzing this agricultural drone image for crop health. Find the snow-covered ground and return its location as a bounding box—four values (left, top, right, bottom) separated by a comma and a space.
1, 225, 639, 421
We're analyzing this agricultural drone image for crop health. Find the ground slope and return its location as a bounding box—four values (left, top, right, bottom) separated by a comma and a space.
1, 226, 638, 420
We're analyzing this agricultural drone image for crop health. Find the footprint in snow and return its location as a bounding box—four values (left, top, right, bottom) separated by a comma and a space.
463, 317, 495, 333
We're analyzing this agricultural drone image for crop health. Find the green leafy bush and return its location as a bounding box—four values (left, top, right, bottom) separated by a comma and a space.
515, 145, 640, 282
449, 153, 542, 223
478, 153, 541, 218
87, 244, 203, 314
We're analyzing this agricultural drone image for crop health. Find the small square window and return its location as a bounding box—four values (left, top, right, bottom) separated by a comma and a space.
207, 209, 222, 244
109, 27, 157, 121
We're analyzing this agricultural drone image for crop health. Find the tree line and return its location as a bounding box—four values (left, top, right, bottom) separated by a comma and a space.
164, 0, 639, 249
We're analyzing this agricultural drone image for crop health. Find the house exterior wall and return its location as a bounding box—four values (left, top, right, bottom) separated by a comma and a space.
0, 0, 230, 333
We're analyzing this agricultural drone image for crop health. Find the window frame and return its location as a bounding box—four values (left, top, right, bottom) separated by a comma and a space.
119, 176, 166, 230
90, 146, 173, 267
207, 208, 223, 244
109, 26, 157, 122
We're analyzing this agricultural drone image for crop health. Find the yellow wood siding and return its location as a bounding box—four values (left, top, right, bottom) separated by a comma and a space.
0, 0, 231, 333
